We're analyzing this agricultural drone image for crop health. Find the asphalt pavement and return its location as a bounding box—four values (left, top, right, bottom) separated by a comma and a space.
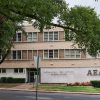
0, 90, 100, 100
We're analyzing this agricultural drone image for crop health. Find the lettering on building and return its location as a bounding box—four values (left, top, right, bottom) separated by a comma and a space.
87, 70, 100, 76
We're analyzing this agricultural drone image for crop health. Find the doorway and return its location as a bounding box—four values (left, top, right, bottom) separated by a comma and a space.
27, 68, 40, 83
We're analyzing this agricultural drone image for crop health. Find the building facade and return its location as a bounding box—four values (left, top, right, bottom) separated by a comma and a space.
0, 24, 100, 83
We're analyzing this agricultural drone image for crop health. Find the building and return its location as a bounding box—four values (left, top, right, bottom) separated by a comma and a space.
0, 24, 100, 83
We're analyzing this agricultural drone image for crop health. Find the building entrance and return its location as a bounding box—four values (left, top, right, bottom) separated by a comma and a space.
27, 68, 40, 83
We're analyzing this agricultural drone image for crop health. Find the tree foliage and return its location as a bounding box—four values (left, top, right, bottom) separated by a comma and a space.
64, 6, 100, 56
0, 0, 100, 63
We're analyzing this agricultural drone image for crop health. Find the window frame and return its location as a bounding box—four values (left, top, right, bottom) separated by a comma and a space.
43, 31, 59, 41
11, 50, 22, 60
64, 49, 81, 59
14, 32, 22, 42
14, 68, 23, 73
27, 32, 38, 42
0, 68, 6, 73
43, 49, 59, 59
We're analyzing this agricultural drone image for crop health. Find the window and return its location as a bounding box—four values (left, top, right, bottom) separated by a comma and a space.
14, 32, 22, 42
65, 49, 81, 59
27, 32, 37, 42
44, 50, 58, 59
44, 31, 59, 41
0, 68, 6, 73
12, 50, 22, 60
14, 68, 23, 73
44, 32, 48, 41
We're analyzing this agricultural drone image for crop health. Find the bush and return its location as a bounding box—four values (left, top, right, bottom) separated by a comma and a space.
91, 80, 100, 88
0, 77, 7, 83
66, 82, 91, 86
6, 77, 14, 83
0, 77, 25, 83
13, 78, 25, 83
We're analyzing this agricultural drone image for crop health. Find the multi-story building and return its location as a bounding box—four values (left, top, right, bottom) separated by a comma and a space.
0, 24, 100, 83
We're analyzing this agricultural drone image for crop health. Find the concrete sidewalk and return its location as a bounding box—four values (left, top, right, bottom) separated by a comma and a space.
0, 83, 100, 95
11, 83, 33, 89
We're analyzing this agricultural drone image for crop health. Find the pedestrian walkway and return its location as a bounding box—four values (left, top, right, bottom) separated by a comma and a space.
11, 83, 33, 90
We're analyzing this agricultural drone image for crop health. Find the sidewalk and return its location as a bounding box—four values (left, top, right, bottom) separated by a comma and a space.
0, 83, 100, 95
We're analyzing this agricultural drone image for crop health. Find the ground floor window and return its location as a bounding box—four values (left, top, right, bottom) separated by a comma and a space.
14, 68, 23, 73
0, 68, 6, 73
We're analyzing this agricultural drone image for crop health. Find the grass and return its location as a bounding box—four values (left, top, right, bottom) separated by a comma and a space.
1, 83, 100, 93
34, 84, 100, 93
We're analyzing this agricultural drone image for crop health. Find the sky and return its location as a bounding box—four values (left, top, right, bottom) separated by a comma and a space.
66, 0, 100, 14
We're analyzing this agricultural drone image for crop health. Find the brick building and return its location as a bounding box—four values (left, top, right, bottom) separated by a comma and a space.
0, 24, 100, 83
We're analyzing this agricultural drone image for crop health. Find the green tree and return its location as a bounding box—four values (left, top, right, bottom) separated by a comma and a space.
0, 0, 100, 63
64, 6, 100, 56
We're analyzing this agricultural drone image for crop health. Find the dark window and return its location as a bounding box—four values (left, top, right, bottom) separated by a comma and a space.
17, 33, 21, 41
13, 51, 17, 59
49, 50, 53, 58
0, 68, 6, 73
12, 50, 22, 60
14, 68, 23, 73
19, 68, 23, 73
14, 68, 18, 73
13, 32, 22, 42
2, 69, 6, 73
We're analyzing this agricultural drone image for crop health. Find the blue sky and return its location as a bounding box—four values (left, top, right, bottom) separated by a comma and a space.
66, 0, 100, 14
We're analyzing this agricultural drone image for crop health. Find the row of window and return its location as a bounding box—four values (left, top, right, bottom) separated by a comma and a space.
14, 31, 59, 42
1, 50, 100, 60
9, 49, 81, 60
0, 49, 82, 60
0, 68, 23, 74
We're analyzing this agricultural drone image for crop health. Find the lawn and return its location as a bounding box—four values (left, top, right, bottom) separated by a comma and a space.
34, 84, 100, 93
1, 83, 100, 93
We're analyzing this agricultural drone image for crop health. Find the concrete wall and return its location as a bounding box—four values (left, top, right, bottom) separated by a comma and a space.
0, 68, 27, 79
41, 67, 100, 83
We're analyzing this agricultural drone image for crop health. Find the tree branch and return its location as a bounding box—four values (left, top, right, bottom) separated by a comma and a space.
0, 49, 10, 64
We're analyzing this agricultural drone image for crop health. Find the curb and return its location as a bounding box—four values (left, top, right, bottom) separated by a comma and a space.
0, 88, 100, 95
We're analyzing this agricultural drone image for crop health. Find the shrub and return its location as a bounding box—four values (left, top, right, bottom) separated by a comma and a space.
90, 80, 100, 88
0, 77, 25, 83
66, 82, 91, 86
13, 78, 25, 83
6, 77, 14, 83
0, 77, 7, 83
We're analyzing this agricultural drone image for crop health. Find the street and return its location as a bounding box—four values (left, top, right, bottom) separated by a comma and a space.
0, 90, 100, 100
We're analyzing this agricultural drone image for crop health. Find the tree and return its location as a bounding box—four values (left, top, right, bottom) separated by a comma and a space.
64, 6, 100, 56
0, 0, 100, 64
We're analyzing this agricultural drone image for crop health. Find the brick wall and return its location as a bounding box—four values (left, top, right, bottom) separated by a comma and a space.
59, 31, 65, 41
59, 49, 64, 59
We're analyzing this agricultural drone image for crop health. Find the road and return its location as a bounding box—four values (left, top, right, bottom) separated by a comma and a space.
0, 90, 100, 100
